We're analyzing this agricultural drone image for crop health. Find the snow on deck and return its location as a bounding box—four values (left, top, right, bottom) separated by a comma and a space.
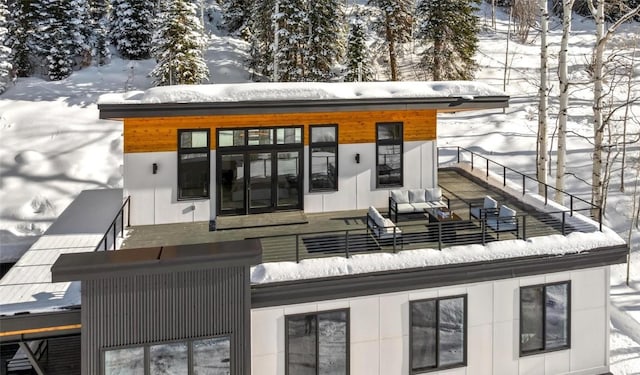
0, 189, 124, 316
98, 81, 507, 105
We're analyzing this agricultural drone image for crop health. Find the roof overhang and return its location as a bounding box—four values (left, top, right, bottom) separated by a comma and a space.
99, 96, 510, 120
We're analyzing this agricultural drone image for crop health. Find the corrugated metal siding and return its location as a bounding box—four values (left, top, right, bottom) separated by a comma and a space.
83, 267, 249, 375
46, 336, 81, 375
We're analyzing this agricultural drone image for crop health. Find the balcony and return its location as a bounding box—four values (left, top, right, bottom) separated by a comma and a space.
120, 148, 608, 267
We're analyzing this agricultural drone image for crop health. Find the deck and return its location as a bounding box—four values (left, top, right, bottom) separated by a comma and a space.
121, 167, 598, 263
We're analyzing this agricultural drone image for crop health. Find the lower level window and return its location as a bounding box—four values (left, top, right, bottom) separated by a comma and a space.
286, 309, 349, 375
520, 281, 570, 355
410, 295, 467, 373
103, 336, 230, 375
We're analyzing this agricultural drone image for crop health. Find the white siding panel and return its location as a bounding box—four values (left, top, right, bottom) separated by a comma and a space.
468, 324, 492, 375
251, 308, 283, 357
493, 278, 518, 323
570, 307, 606, 371
379, 293, 408, 339
351, 340, 379, 374
251, 354, 277, 375
519, 354, 545, 375
571, 268, 606, 310
493, 320, 519, 375
379, 336, 407, 375
468, 283, 493, 327
544, 350, 570, 374
349, 297, 380, 343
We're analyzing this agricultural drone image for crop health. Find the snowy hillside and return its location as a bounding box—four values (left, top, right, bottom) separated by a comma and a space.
0, 2, 639, 372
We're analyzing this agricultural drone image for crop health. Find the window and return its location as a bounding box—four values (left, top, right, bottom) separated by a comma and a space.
376, 122, 403, 187
103, 336, 230, 375
410, 295, 467, 373
310, 125, 338, 191
178, 129, 210, 200
286, 309, 349, 375
520, 281, 570, 356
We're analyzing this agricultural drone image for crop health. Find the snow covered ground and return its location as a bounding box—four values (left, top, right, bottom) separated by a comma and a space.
0, 2, 638, 372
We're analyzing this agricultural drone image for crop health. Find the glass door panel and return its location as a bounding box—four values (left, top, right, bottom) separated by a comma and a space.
277, 151, 301, 208
219, 154, 245, 214
249, 152, 272, 212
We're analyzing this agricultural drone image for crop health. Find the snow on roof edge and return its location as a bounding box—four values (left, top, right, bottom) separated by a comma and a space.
98, 81, 507, 105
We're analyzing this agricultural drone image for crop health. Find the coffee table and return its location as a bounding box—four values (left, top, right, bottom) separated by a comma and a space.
425, 207, 462, 223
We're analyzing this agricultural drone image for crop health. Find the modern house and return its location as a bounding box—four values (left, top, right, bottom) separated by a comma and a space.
0, 81, 628, 375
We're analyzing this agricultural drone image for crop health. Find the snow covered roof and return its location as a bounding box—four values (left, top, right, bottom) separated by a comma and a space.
99, 81, 507, 104
98, 81, 509, 118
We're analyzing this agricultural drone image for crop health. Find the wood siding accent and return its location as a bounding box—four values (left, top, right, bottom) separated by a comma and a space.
123, 109, 437, 153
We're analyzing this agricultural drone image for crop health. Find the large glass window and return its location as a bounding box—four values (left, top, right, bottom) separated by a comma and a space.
520, 281, 570, 356
410, 295, 466, 373
104, 336, 230, 375
310, 125, 338, 191
376, 122, 403, 187
286, 309, 349, 375
178, 129, 210, 200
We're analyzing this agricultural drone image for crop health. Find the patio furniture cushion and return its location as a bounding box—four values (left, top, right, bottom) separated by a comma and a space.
396, 203, 416, 214
486, 205, 517, 232
411, 202, 432, 211
470, 195, 498, 219
390, 190, 410, 204
425, 187, 442, 202
409, 189, 427, 203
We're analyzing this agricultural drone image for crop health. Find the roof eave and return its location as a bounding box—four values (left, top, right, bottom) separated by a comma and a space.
98, 96, 510, 120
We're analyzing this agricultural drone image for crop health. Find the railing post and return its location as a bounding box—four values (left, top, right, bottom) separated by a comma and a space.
112, 225, 116, 250
544, 185, 548, 205
393, 228, 397, 253
120, 211, 124, 238
345, 231, 350, 258
522, 175, 526, 195
127, 197, 131, 227
562, 212, 566, 235
522, 215, 527, 240
471, 153, 474, 170
570, 196, 574, 216
481, 219, 486, 245
599, 208, 603, 232
295, 234, 300, 263
438, 222, 442, 250
457, 147, 460, 164
486, 158, 489, 178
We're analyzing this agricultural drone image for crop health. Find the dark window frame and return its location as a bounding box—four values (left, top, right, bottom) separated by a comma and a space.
284, 308, 350, 375
309, 124, 339, 192
375, 122, 404, 188
101, 334, 231, 375
216, 126, 304, 150
177, 129, 211, 201
519, 281, 571, 357
409, 294, 468, 374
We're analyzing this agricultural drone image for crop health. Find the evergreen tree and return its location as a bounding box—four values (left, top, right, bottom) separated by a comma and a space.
345, 13, 373, 82
275, 0, 307, 81
70, 0, 94, 66
247, 0, 276, 79
6, 0, 35, 77
220, 0, 251, 35
368, 0, 413, 81
89, 0, 112, 65
110, 0, 155, 59
0, 1, 13, 93
33, 0, 77, 80
416, 0, 480, 80
305, 0, 345, 81
150, 0, 209, 85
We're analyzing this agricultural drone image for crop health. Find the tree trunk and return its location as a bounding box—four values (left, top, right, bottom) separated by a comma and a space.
537, 0, 548, 195
384, 12, 398, 81
556, 0, 575, 204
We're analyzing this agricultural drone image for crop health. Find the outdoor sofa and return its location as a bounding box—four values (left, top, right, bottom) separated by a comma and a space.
388, 187, 449, 222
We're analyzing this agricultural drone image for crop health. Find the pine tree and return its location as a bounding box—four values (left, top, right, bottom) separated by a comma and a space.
220, 0, 251, 35
368, 0, 413, 81
33, 0, 77, 80
305, 0, 345, 81
0, 1, 13, 93
416, 0, 480, 80
345, 13, 373, 82
248, 0, 276, 79
110, 0, 155, 59
275, 0, 307, 81
69, 0, 93, 67
6, 0, 35, 77
150, 0, 209, 85
89, 0, 111, 65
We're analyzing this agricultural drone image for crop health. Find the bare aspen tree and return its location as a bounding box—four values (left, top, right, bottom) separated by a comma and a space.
555, 0, 576, 204
537, 0, 549, 195
621, 37, 638, 192
587, 0, 640, 213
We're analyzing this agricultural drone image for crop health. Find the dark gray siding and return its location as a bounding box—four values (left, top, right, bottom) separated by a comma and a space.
46, 336, 81, 375
82, 267, 250, 375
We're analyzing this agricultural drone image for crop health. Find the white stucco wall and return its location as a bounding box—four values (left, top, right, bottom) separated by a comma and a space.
250, 266, 610, 375
123, 140, 437, 225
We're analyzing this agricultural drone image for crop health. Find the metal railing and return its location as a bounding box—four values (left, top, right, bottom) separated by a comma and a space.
95, 196, 131, 251
251, 209, 597, 264
445, 146, 602, 231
